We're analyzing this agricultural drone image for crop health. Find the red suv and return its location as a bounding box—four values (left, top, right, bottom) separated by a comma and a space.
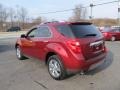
15, 22, 107, 80
101, 28, 120, 41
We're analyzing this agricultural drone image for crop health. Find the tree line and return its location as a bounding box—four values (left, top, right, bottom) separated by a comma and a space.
0, 4, 29, 31
0, 4, 118, 32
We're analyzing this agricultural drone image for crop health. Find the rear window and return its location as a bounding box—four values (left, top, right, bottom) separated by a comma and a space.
56, 24, 102, 38
102, 28, 111, 32
111, 29, 120, 32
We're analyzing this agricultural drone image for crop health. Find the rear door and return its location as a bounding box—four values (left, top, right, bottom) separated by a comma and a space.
33, 26, 52, 60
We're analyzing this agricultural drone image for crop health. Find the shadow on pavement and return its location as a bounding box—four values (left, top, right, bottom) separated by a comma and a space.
65, 51, 114, 79
0, 45, 14, 53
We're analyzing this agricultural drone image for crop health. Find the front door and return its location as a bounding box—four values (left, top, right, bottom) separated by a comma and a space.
21, 28, 38, 57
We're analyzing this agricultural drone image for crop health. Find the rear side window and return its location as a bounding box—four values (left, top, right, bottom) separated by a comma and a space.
36, 27, 51, 37
56, 25, 74, 38
56, 24, 102, 38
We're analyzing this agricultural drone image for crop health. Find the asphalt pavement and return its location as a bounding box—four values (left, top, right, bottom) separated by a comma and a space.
0, 31, 27, 39
0, 38, 120, 90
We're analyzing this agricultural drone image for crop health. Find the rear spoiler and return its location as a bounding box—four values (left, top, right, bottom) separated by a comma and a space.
70, 22, 92, 25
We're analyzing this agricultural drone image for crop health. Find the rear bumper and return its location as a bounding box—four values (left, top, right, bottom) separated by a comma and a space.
81, 53, 106, 70
88, 58, 105, 71
104, 35, 112, 41
65, 52, 107, 73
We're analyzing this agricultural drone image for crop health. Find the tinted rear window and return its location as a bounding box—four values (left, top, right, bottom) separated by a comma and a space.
102, 28, 111, 32
56, 24, 102, 38
111, 29, 120, 32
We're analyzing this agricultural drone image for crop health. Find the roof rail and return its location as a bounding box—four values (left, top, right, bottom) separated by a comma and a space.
41, 21, 59, 24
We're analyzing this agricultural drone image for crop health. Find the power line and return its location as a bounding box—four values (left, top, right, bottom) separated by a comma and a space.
90, 0, 118, 20
93, 0, 118, 6
39, 6, 89, 14
38, 0, 118, 15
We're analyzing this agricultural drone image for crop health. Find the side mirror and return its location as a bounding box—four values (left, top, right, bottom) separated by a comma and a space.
21, 34, 26, 38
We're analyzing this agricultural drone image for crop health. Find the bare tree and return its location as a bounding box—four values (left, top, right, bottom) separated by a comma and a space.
9, 8, 15, 27
0, 4, 9, 31
81, 8, 87, 19
33, 16, 42, 24
73, 5, 82, 21
18, 7, 28, 29
69, 4, 87, 22
32, 16, 47, 24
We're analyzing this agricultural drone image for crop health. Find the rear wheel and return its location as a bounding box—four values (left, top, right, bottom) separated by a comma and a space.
111, 36, 116, 41
47, 55, 67, 80
16, 46, 27, 60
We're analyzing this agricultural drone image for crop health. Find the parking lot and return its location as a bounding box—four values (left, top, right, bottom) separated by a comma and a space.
0, 38, 120, 90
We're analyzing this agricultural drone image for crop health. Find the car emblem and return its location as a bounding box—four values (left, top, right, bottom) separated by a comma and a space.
96, 46, 99, 50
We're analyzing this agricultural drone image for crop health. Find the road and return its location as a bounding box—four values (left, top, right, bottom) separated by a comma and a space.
0, 38, 120, 90
0, 31, 27, 39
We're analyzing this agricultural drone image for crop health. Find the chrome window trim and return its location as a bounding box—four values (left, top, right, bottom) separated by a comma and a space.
90, 40, 104, 46
26, 27, 38, 37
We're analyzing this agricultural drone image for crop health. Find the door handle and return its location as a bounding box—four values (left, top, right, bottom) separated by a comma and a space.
44, 41, 48, 43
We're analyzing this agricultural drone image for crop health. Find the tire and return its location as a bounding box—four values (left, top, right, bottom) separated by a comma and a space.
111, 36, 116, 41
47, 55, 67, 80
16, 46, 27, 60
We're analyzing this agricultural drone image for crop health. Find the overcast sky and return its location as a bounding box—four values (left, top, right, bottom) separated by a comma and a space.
0, 0, 118, 21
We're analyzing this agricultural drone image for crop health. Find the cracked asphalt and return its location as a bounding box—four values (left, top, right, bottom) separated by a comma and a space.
0, 38, 120, 90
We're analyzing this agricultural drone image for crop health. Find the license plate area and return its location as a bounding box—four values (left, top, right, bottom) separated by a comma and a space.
90, 40, 104, 52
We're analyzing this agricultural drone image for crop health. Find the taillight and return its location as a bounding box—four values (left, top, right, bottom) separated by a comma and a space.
67, 40, 81, 53
103, 32, 108, 36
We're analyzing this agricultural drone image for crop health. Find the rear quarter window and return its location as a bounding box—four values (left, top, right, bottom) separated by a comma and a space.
56, 25, 74, 38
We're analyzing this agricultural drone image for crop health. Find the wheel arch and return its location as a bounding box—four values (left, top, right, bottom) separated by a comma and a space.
45, 52, 57, 64
15, 43, 19, 48
45, 43, 69, 66
15, 39, 22, 49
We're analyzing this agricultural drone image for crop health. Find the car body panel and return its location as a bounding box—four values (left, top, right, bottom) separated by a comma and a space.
16, 22, 107, 72
101, 28, 120, 40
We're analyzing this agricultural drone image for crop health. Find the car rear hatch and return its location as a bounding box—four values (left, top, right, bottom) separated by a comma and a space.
69, 23, 105, 60
56, 22, 105, 60
77, 38, 105, 60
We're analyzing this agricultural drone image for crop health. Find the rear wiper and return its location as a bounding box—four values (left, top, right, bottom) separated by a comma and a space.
84, 34, 97, 37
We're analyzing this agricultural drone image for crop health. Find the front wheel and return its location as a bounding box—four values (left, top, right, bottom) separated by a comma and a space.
47, 55, 67, 80
16, 46, 27, 60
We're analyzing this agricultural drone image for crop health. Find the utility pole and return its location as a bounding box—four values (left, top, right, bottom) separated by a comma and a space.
118, 0, 120, 26
90, 0, 94, 21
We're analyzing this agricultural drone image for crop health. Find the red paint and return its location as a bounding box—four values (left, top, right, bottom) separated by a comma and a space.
101, 28, 120, 41
16, 22, 107, 72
